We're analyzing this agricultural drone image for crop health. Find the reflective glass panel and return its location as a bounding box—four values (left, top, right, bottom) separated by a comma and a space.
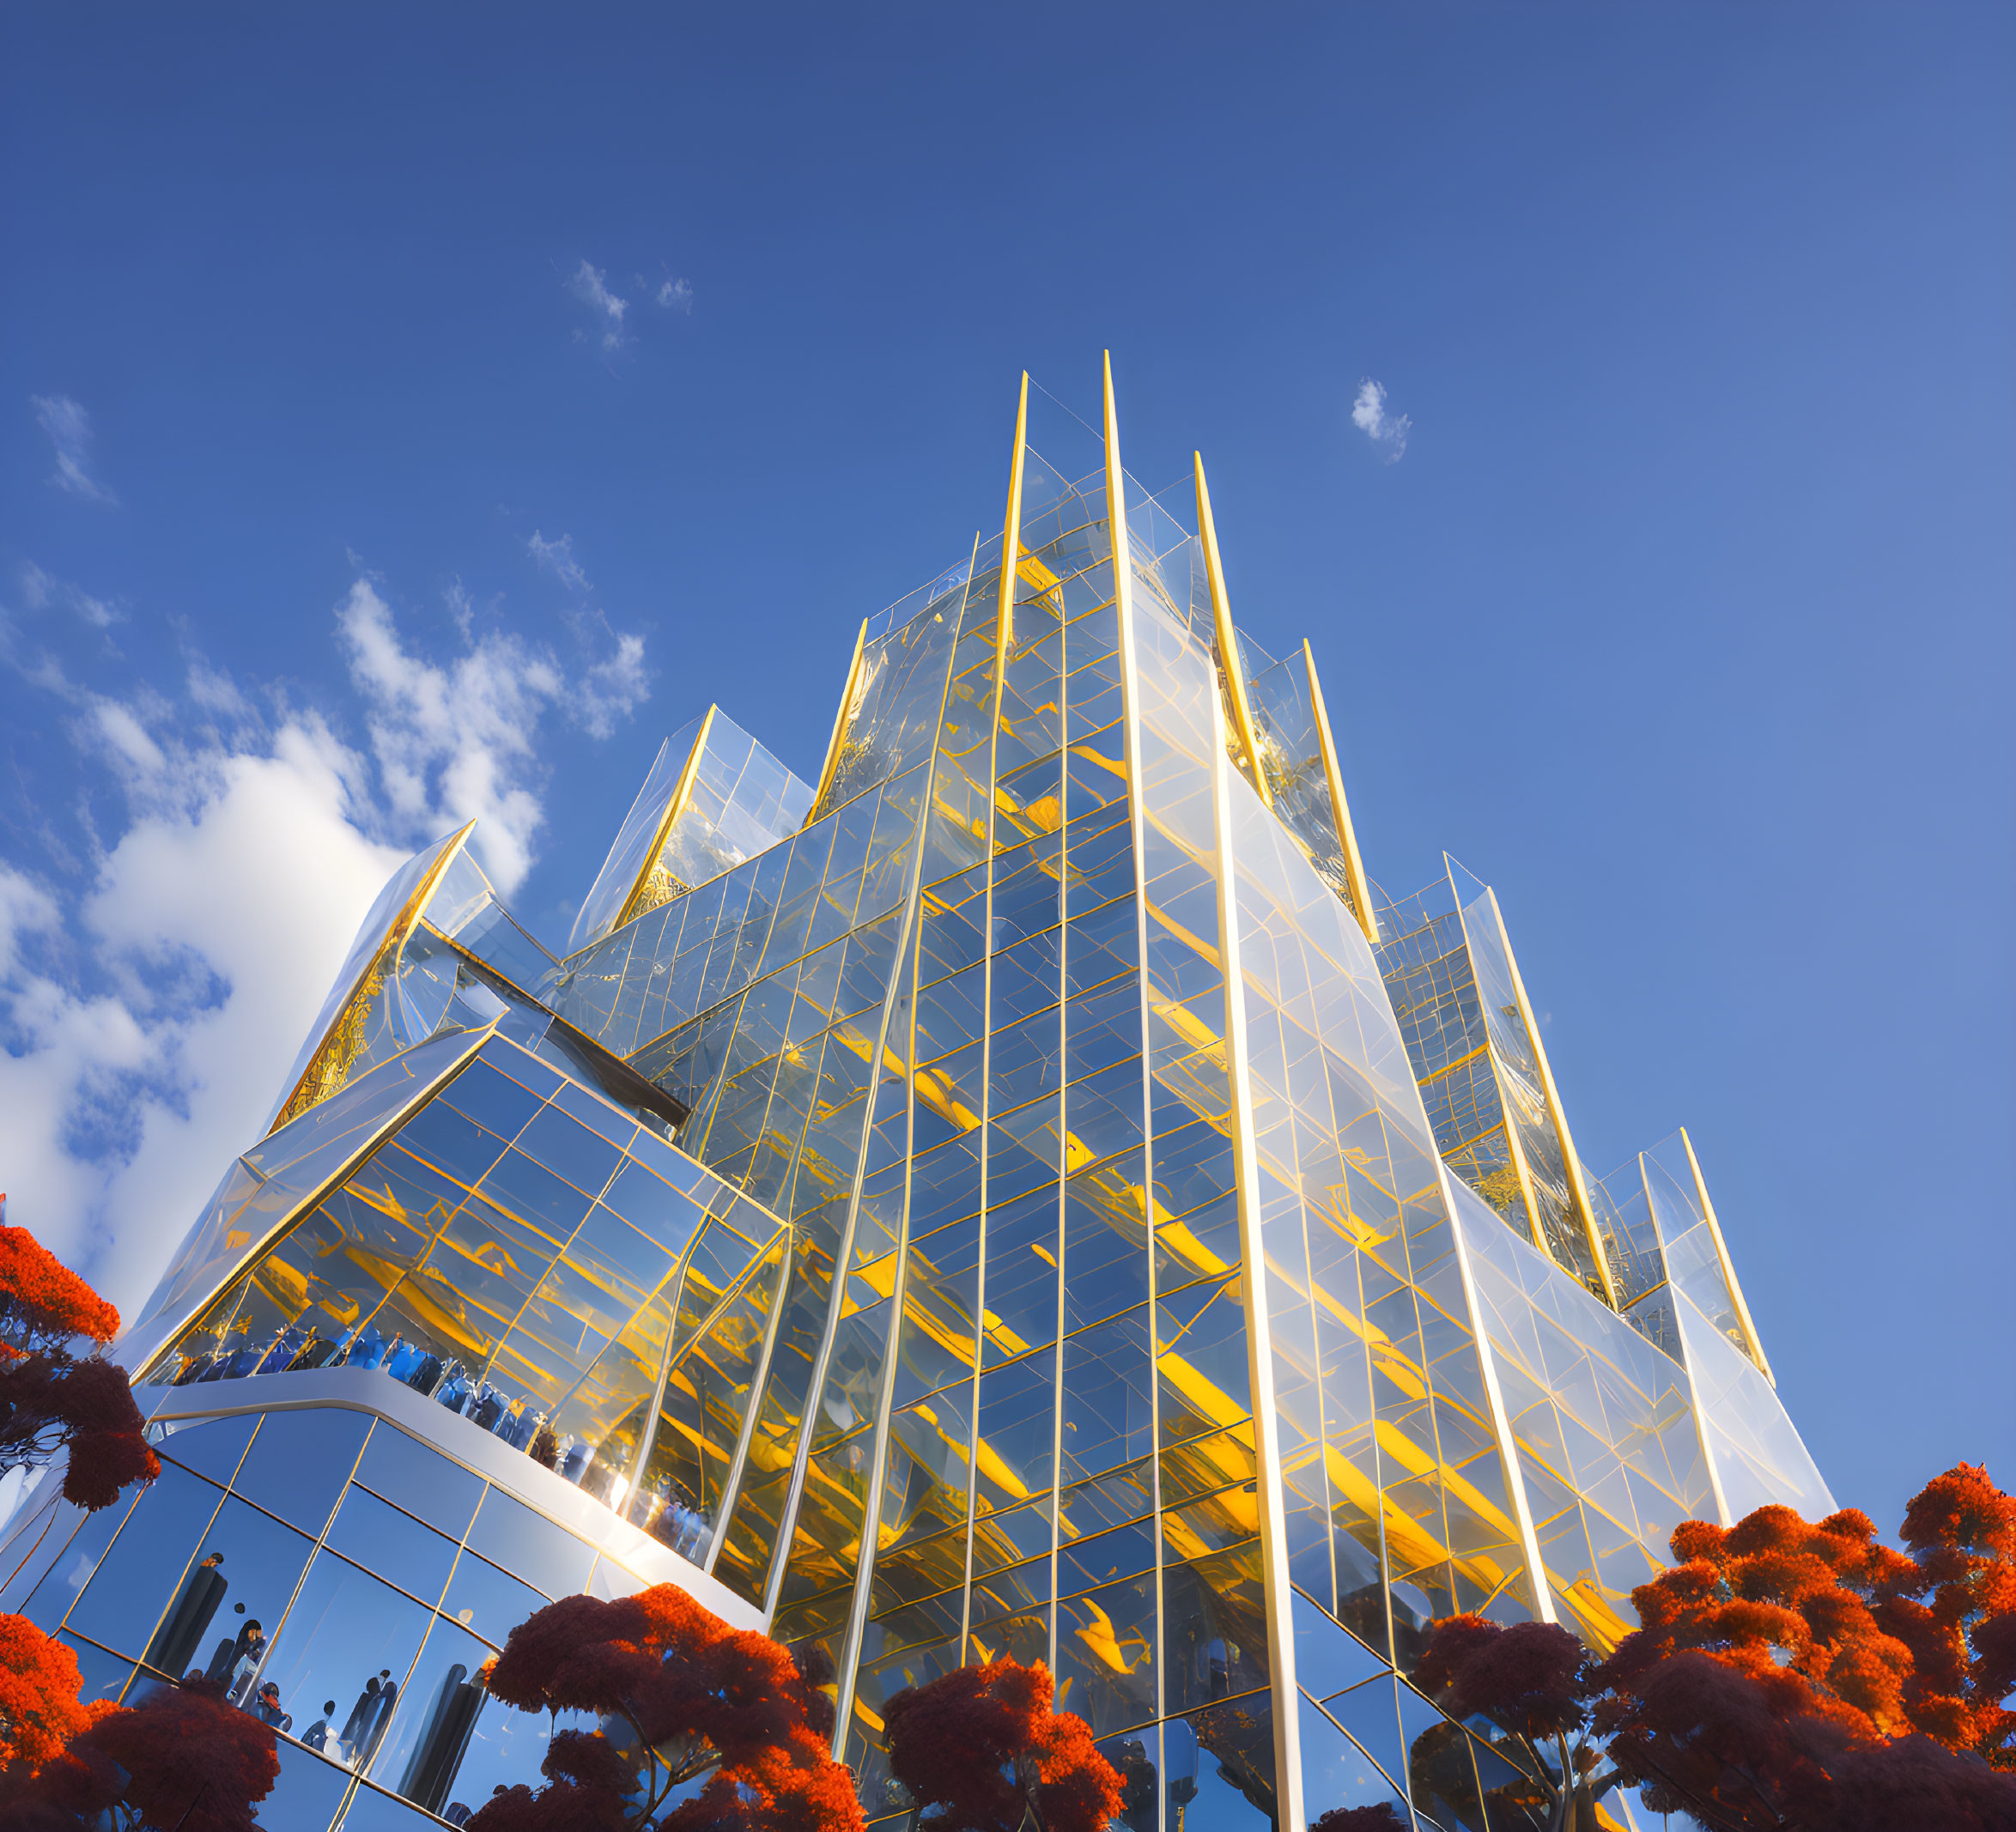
352, 1424, 486, 1541
462, 1488, 596, 1599
64, 1465, 228, 1664
325, 1485, 458, 1608
232, 1406, 371, 1536
258, 1549, 433, 1769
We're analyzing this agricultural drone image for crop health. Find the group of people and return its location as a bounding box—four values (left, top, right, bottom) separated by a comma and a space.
630, 1485, 711, 1560
140, 1549, 401, 1768
166, 1319, 616, 1490
297, 1671, 399, 1768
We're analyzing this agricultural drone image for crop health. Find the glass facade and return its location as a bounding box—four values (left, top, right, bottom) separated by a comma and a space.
65, 367, 1831, 1831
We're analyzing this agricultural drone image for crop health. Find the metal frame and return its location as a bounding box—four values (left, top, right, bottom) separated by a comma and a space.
1493, 1061, 1558, 1255
999, 373, 1029, 652
1635, 1150, 1734, 1530
614, 705, 717, 931
1680, 1128, 1775, 1384
1192, 452, 1271, 810
820, 529, 989, 1750
269, 820, 477, 1132
809, 622, 871, 824
1476, 883, 1620, 1308
1303, 644, 1379, 948
1150, 365, 1307, 1831
1094, 350, 1150, 1709
1661, 1284, 1739, 1531
960, 377, 1029, 1662
701, 1231, 799, 1569
1438, 1164, 1558, 1628
756, 543, 981, 1700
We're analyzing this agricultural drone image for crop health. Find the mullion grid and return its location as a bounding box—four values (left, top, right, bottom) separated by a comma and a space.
957, 549, 1013, 1666
124, 1410, 647, 1829
1052, 543, 1145, 1720
1110, 496, 1174, 1809
829, 549, 990, 1778
755, 635, 965, 1643
936, 517, 1149, 1724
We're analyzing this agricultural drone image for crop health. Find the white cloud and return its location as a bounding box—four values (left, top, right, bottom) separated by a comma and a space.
338, 579, 554, 894
0, 730, 398, 1324
30, 396, 118, 505
1351, 378, 1412, 464
20, 562, 119, 629
91, 700, 167, 774
527, 530, 590, 594
568, 260, 630, 351
574, 630, 650, 740
0, 866, 59, 968
655, 277, 693, 312
0, 573, 651, 1325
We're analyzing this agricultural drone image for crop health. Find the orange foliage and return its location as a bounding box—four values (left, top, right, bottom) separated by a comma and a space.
1594, 1483, 2016, 1829
0, 1215, 120, 1359
1, 1673, 278, 1832
883, 1656, 1123, 1832
0, 1206, 158, 1514
1604, 1504, 1919, 1741
0, 1614, 111, 1777
469, 1583, 859, 1832
1874, 1462, 2016, 1767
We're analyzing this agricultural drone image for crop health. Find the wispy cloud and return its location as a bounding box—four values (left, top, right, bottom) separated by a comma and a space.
337, 575, 653, 889
519, 532, 647, 737
0, 574, 652, 1314
655, 277, 693, 312
31, 396, 118, 504
527, 530, 590, 594
568, 259, 630, 351
573, 628, 649, 740
17, 561, 120, 631
1351, 379, 1412, 464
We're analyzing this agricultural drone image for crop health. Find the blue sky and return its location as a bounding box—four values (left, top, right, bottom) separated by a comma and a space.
2, 5, 2009, 1537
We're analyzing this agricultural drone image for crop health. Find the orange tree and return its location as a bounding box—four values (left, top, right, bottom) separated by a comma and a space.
1590, 1477, 2016, 1831
1414, 1614, 1616, 1832
0, 1616, 113, 1780
466, 1583, 860, 1832
882, 1655, 1122, 1832
0, 1206, 157, 1513
0, 1673, 279, 1832
1873, 1462, 2016, 1767
1395, 1468, 2016, 1831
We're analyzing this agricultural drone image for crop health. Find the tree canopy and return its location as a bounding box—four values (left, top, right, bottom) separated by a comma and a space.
1414, 1615, 1611, 1832
0, 1674, 279, 1832
1878, 1461, 2016, 1766
0, 1209, 156, 1512
0, 1614, 112, 1777
1591, 1477, 2016, 1831
468, 1582, 859, 1832
883, 1656, 1122, 1832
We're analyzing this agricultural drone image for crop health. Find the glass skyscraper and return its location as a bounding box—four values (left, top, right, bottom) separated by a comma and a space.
0, 362, 1831, 1831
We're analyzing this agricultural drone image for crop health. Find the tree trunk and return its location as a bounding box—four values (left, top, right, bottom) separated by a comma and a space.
1017, 1750, 1049, 1832
1550, 1733, 1576, 1832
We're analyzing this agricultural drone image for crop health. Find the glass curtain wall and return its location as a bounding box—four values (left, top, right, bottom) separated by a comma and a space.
721, 390, 1573, 1829
0, 1404, 670, 1830
1373, 864, 1612, 1300
131, 1031, 792, 1559
94, 367, 1846, 1832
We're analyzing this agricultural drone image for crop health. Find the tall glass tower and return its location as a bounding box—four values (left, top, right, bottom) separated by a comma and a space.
0, 363, 1831, 1832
